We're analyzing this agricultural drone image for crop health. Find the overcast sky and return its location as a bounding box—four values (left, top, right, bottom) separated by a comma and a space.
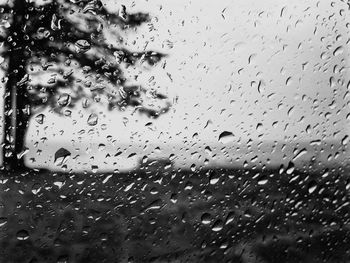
1, 0, 349, 171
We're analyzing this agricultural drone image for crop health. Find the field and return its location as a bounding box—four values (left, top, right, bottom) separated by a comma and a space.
0, 165, 349, 262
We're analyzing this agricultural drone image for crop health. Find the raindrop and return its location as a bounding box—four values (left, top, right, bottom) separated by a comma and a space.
308, 181, 317, 194
54, 181, 65, 189
209, 172, 220, 185
91, 165, 99, 173
57, 93, 71, 107
0, 20, 10, 28
333, 46, 344, 56
83, 1, 98, 14
257, 80, 265, 94
212, 220, 224, 232
47, 77, 56, 85
16, 230, 29, 241
124, 182, 135, 192
201, 213, 212, 225
17, 148, 29, 160
51, 14, 62, 31
0, 217, 7, 227
54, 148, 71, 166
321, 169, 329, 178
170, 193, 177, 203
292, 148, 307, 161
257, 177, 268, 185
218, 131, 234, 144
225, 212, 235, 225
35, 114, 45, 124
102, 175, 113, 184
31, 183, 41, 195
205, 146, 212, 155
87, 113, 98, 126
286, 76, 292, 86
64, 110, 72, 117
57, 255, 69, 263
119, 5, 127, 20
286, 161, 295, 174
190, 164, 196, 172
75, 40, 91, 53
17, 74, 29, 86
144, 199, 163, 212
63, 69, 73, 79
341, 135, 349, 146
244, 210, 252, 218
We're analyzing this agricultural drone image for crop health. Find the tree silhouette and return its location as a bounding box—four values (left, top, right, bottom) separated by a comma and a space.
0, 0, 171, 172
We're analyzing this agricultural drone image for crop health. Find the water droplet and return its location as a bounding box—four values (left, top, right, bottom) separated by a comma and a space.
16, 229, 29, 240
0, 217, 7, 227
257, 80, 265, 94
17, 74, 29, 86
119, 5, 127, 20
308, 181, 317, 194
64, 110, 72, 117
57, 93, 71, 107
0, 20, 10, 29
205, 146, 212, 155
57, 255, 69, 263
286, 76, 292, 86
54, 181, 65, 189
258, 178, 268, 185
87, 114, 98, 126
201, 213, 212, 225
286, 161, 295, 174
212, 220, 224, 232
333, 46, 344, 56
51, 14, 62, 31
31, 183, 41, 195
144, 199, 162, 212
17, 148, 29, 160
292, 148, 307, 161
75, 40, 91, 53
124, 182, 135, 192
210, 177, 219, 185
342, 135, 349, 146
170, 193, 177, 203
35, 114, 45, 124
54, 148, 71, 166
190, 164, 196, 172
225, 212, 235, 225
83, 1, 98, 14
102, 175, 113, 184
218, 131, 234, 144
91, 165, 99, 173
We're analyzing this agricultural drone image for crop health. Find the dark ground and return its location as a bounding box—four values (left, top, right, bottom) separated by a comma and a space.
0, 165, 350, 263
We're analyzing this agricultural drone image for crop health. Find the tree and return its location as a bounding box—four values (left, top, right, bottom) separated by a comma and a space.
0, 0, 171, 172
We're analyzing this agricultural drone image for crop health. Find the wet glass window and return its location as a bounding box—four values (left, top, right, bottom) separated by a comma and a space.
0, 0, 350, 262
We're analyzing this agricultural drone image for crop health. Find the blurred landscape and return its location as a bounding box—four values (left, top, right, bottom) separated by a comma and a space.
25, 139, 350, 173
0, 0, 349, 262
0, 161, 349, 262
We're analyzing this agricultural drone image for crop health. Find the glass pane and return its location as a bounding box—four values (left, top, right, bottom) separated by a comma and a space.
0, 0, 349, 262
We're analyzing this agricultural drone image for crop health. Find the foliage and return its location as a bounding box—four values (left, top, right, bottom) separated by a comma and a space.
0, 0, 170, 118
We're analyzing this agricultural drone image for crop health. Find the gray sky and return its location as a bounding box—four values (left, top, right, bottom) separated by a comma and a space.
1, 0, 349, 171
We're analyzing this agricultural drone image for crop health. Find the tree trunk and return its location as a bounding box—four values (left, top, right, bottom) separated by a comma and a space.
3, 0, 29, 172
